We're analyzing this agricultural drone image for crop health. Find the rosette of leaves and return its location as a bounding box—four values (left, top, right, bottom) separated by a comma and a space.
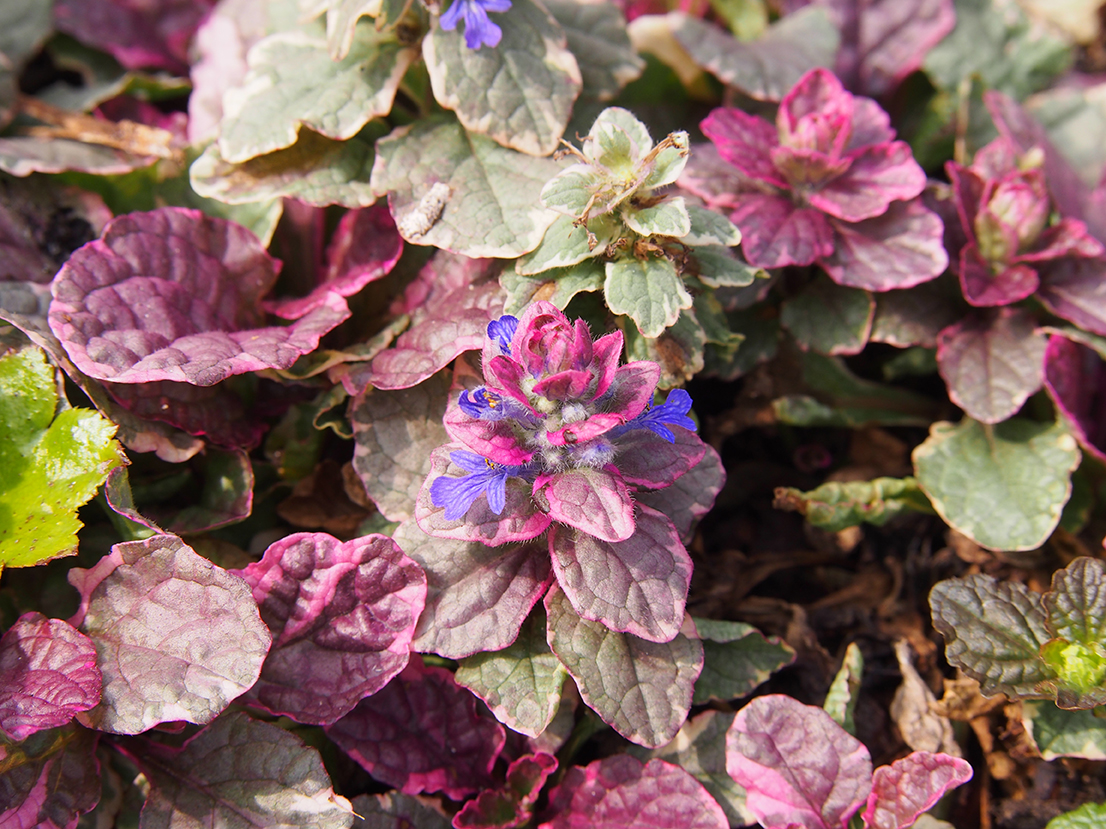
514, 107, 754, 346
931, 557, 1106, 710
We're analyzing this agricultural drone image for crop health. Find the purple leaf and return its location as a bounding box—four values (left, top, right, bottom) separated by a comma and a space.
540, 755, 727, 829
54, 0, 216, 74
545, 587, 703, 748
326, 657, 506, 799
936, 308, 1047, 424
861, 752, 972, 829
0, 725, 100, 829
394, 520, 552, 660
729, 194, 835, 269
677, 143, 754, 213
0, 613, 101, 742
67, 534, 271, 734
417, 444, 551, 546
725, 694, 873, 829
810, 143, 926, 222
127, 711, 353, 827
1036, 257, 1106, 336
636, 444, 725, 543
614, 425, 708, 489
267, 204, 403, 320
104, 379, 266, 450
535, 466, 635, 543
822, 200, 948, 291
699, 108, 786, 187
350, 369, 451, 523
1043, 333, 1106, 465
549, 505, 691, 643
958, 247, 1039, 307
454, 752, 558, 828
48, 207, 351, 386
232, 532, 426, 726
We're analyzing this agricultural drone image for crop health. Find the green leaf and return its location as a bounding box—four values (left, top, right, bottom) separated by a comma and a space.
218, 23, 416, 163
621, 306, 706, 388
371, 115, 562, 257
705, 308, 779, 380
913, 417, 1080, 551
1046, 802, 1106, 829
692, 246, 761, 288
455, 611, 569, 738
683, 204, 741, 247
694, 292, 743, 358
780, 276, 875, 356
545, 586, 703, 748
0, 348, 125, 569
929, 572, 1056, 698
622, 197, 691, 237
773, 477, 932, 533
544, 0, 643, 100
191, 128, 380, 208
516, 214, 615, 275
691, 618, 794, 705
672, 6, 839, 101
423, 0, 582, 156
501, 261, 606, 315
1047, 558, 1106, 652
923, 0, 1071, 100
1022, 701, 1106, 762
824, 642, 864, 735
605, 256, 692, 338
541, 167, 607, 217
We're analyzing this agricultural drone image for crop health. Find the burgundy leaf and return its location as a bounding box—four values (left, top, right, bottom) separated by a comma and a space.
677, 143, 755, 213
958, 247, 1039, 307
614, 426, 708, 488
536, 466, 635, 543
725, 694, 873, 829
729, 194, 835, 269
454, 752, 558, 829
1043, 333, 1106, 465
636, 444, 725, 543
232, 532, 426, 726
326, 657, 506, 799
861, 752, 972, 829
822, 200, 948, 291
1036, 256, 1106, 336
267, 205, 403, 320
540, 755, 727, 829
699, 108, 786, 187
0, 614, 101, 742
127, 711, 353, 827
49, 207, 350, 385
936, 308, 1047, 424
811, 144, 926, 223
394, 520, 552, 660
68, 534, 271, 734
549, 506, 691, 643
0, 726, 100, 829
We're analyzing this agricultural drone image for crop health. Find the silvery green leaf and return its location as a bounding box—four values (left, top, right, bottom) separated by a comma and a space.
694, 246, 761, 288
684, 204, 741, 247
605, 256, 692, 338
544, 0, 643, 100
501, 260, 606, 315
623, 197, 691, 238
516, 214, 614, 275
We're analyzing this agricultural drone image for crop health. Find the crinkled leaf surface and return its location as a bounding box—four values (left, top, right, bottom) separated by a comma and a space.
725, 694, 873, 829
541, 755, 727, 829
636, 444, 725, 543
1047, 803, 1106, 829
605, 256, 692, 339
372, 115, 560, 257
191, 128, 380, 208
0, 347, 125, 568
393, 520, 551, 659
913, 417, 1080, 551
936, 308, 1047, 424
929, 573, 1056, 698
68, 534, 271, 734
691, 618, 795, 705
862, 752, 972, 829
545, 587, 703, 748
545, 0, 643, 101
326, 657, 506, 799
1022, 700, 1106, 761
351, 370, 451, 523
549, 505, 691, 643
424, 0, 581, 156
773, 477, 930, 533
232, 532, 426, 726
130, 711, 353, 829
49, 207, 351, 385
780, 276, 874, 356
0, 612, 101, 741
1047, 556, 1106, 645
455, 611, 568, 738
672, 7, 839, 101
350, 792, 453, 829
0, 725, 100, 829
219, 24, 414, 163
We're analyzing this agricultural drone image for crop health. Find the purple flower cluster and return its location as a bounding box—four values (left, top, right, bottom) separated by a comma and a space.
416, 301, 718, 642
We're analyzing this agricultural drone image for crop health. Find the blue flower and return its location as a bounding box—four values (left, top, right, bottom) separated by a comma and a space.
611, 389, 697, 443
487, 315, 518, 353
440, 0, 512, 50
430, 451, 534, 520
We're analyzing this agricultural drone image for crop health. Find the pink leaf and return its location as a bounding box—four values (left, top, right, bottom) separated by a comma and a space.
453, 752, 558, 828
810, 143, 926, 222
615, 425, 708, 489
1043, 333, 1106, 465
700, 109, 787, 187
637, 444, 725, 543
536, 466, 635, 543
0, 614, 101, 741
1036, 257, 1106, 337
730, 194, 836, 269
958, 248, 1038, 308
861, 752, 972, 829
0, 726, 100, 829
726, 694, 873, 829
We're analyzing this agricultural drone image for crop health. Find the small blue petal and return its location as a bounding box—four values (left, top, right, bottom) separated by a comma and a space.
431, 472, 491, 521
487, 315, 518, 353
439, 0, 511, 49
610, 388, 697, 443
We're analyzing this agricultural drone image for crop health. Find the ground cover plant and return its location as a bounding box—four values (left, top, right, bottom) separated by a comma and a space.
9, 0, 1106, 827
